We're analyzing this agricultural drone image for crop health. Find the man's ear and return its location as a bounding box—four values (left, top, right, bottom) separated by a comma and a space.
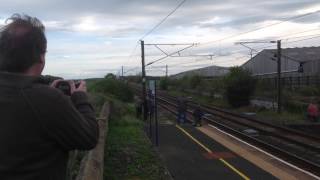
40, 54, 45, 64
39, 54, 45, 72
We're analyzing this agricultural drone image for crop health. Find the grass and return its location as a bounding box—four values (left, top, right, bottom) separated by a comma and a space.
66, 79, 170, 180
104, 101, 169, 180
86, 79, 169, 180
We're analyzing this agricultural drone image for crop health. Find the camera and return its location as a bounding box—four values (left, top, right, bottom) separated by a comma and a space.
55, 80, 81, 96
39, 75, 80, 96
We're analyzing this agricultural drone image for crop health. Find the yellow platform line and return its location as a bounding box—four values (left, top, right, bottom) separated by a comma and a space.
176, 125, 250, 180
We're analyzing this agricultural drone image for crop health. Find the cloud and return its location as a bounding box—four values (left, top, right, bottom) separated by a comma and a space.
0, 0, 319, 77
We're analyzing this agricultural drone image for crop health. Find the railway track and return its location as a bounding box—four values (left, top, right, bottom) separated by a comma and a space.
155, 94, 320, 177
159, 92, 320, 151
131, 84, 320, 177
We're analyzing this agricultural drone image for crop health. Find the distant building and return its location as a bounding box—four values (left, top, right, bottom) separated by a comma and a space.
171, 65, 229, 79
241, 46, 320, 77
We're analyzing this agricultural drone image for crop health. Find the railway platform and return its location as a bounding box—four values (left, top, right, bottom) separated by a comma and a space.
156, 116, 318, 180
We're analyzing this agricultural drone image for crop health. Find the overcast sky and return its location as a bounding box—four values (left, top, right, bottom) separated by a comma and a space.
0, 0, 319, 78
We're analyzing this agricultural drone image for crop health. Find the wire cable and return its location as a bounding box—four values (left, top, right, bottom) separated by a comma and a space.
124, 0, 188, 71
140, 0, 187, 40
127, 42, 140, 61
199, 9, 320, 46
285, 34, 320, 44
126, 7, 320, 75
280, 28, 320, 38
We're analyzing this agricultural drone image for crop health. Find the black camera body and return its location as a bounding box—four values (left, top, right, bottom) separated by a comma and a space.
39, 75, 80, 96
55, 80, 81, 96
56, 81, 72, 96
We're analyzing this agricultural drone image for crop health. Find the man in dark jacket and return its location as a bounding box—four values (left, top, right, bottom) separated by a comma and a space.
177, 97, 187, 124
0, 14, 99, 180
192, 104, 203, 127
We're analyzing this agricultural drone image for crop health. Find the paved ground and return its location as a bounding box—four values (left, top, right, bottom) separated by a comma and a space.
157, 121, 276, 180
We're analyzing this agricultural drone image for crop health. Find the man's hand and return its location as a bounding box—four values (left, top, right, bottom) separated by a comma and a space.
50, 79, 63, 88
70, 80, 87, 94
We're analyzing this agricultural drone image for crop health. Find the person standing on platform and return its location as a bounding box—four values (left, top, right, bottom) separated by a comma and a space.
192, 104, 203, 126
134, 96, 143, 119
177, 97, 187, 124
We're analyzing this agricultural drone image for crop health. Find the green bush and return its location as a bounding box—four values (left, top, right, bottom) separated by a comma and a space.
209, 77, 224, 95
189, 75, 202, 89
88, 77, 133, 102
159, 77, 169, 90
284, 100, 306, 114
171, 75, 203, 91
104, 73, 116, 79
282, 91, 307, 114
297, 86, 320, 96
224, 67, 256, 108
88, 93, 107, 113
126, 75, 142, 84
180, 76, 190, 90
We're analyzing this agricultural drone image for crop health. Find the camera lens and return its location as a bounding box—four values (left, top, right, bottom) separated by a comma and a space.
56, 81, 71, 96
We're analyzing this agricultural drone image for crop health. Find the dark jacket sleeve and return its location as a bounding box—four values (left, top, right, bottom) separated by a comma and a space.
24, 87, 99, 151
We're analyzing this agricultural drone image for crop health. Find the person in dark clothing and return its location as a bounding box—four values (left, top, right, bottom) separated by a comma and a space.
135, 97, 143, 119
192, 104, 203, 127
147, 94, 155, 117
177, 97, 187, 124
0, 14, 99, 180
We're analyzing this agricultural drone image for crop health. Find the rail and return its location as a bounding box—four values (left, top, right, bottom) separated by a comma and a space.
155, 94, 320, 177
160, 92, 320, 143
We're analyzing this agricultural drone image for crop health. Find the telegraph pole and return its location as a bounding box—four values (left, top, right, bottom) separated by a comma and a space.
121, 66, 124, 78
165, 64, 168, 77
277, 40, 282, 114
141, 40, 147, 121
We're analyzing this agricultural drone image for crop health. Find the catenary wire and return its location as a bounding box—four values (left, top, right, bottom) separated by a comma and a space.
140, 0, 187, 40
198, 9, 320, 46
